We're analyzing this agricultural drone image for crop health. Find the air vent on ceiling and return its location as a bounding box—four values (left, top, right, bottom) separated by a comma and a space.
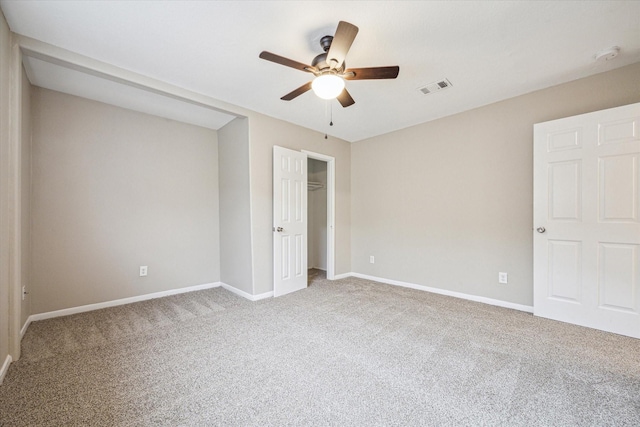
419, 78, 453, 95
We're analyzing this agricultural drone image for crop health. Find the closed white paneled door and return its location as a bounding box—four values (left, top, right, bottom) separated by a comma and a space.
273, 146, 308, 297
534, 102, 640, 338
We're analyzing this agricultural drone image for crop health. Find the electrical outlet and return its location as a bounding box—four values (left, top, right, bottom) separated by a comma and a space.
498, 272, 508, 284
140, 266, 148, 277
370, 256, 375, 264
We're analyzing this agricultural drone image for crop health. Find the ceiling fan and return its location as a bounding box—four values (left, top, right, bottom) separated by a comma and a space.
259, 21, 399, 108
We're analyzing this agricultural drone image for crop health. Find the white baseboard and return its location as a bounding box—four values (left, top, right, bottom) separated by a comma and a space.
21, 280, 276, 339
348, 272, 534, 313
0, 355, 12, 385
332, 272, 353, 280
252, 290, 274, 301
26, 282, 221, 325
220, 282, 273, 301
20, 317, 32, 339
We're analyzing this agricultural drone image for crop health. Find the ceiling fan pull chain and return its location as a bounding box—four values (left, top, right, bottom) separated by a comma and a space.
323, 100, 329, 139
330, 102, 334, 127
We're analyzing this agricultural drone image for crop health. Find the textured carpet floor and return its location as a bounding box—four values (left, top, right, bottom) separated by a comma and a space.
1, 273, 639, 426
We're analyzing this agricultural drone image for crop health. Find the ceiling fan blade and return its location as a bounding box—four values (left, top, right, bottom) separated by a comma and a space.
281, 81, 313, 101
337, 88, 355, 108
259, 51, 316, 73
344, 66, 400, 80
327, 21, 359, 70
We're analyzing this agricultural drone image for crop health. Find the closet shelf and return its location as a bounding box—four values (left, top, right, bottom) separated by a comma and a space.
308, 181, 325, 191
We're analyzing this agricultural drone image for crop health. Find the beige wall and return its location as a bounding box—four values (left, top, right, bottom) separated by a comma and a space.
30, 88, 220, 313
20, 65, 31, 327
248, 113, 352, 295
352, 62, 640, 307
218, 117, 254, 294
0, 9, 11, 368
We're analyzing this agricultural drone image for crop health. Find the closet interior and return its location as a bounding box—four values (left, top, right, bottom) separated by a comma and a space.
307, 158, 328, 273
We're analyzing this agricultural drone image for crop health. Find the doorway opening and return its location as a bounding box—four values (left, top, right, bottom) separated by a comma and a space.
307, 157, 327, 284
304, 150, 335, 283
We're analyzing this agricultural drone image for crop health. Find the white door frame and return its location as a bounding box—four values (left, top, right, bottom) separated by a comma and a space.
7, 39, 23, 362
302, 150, 336, 280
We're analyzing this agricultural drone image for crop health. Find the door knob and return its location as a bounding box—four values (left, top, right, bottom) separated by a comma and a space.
536, 227, 546, 233
275, 227, 284, 232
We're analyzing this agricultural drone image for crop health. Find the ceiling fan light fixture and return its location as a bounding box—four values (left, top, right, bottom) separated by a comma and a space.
312, 74, 345, 99
260, 21, 398, 107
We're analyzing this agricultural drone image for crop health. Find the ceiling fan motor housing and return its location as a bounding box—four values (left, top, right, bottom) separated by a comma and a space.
320, 35, 333, 52
312, 35, 346, 73
312, 53, 345, 74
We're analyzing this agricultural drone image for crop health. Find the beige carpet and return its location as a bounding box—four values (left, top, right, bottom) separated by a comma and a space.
0, 274, 639, 426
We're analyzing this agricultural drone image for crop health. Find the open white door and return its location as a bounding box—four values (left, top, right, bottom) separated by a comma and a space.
533, 102, 640, 338
273, 146, 308, 297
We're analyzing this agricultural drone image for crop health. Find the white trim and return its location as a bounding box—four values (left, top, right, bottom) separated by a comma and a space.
26, 282, 221, 323
332, 272, 353, 280
221, 282, 273, 301
20, 317, 31, 339
0, 355, 12, 385
302, 150, 336, 280
246, 119, 257, 297
348, 272, 534, 313
9, 33, 23, 361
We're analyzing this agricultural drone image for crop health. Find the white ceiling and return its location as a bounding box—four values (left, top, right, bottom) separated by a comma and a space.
2, 1, 639, 142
